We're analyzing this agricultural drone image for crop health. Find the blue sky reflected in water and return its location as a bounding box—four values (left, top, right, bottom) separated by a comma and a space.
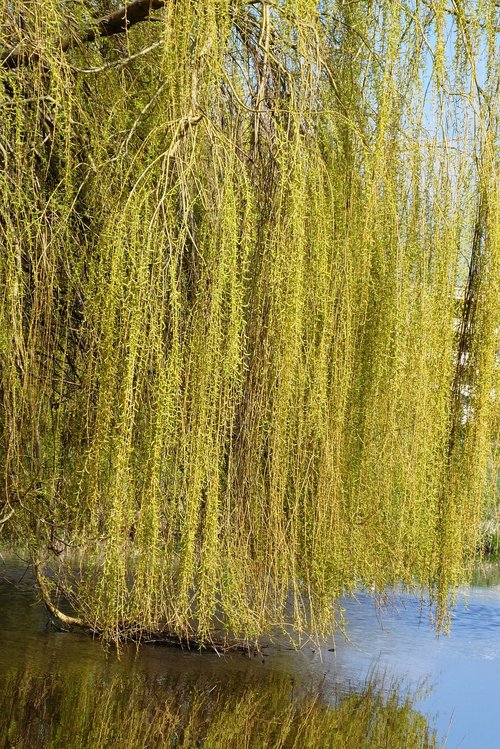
315, 586, 500, 749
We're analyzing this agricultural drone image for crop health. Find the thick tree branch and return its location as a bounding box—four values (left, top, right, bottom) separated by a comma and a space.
34, 561, 88, 629
1, 0, 167, 70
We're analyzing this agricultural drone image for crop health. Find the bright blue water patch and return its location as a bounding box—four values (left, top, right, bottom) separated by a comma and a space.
313, 587, 500, 748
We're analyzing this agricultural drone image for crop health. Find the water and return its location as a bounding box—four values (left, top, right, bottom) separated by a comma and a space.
320, 587, 500, 748
1, 551, 499, 748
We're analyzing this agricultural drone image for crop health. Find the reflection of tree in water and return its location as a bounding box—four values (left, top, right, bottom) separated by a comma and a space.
1, 666, 438, 748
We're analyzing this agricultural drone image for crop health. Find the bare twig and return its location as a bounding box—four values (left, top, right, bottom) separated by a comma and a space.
0, 506, 15, 525
71, 40, 163, 74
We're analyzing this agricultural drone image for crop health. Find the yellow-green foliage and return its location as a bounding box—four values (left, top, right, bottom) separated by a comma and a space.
0, 1, 498, 642
1, 665, 439, 749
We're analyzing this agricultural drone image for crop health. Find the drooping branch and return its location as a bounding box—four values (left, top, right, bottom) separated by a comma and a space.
34, 561, 88, 629
1, 0, 168, 70
33, 560, 251, 651
2, 0, 497, 648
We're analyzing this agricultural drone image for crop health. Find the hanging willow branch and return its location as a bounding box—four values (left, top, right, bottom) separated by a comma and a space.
448, 197, 487, 458
0, 0, 498, 646
0, 0, 168, 69
34, 558, 252, 651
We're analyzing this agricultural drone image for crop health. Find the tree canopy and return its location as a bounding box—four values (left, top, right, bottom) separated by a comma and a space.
0, 0, 498, 645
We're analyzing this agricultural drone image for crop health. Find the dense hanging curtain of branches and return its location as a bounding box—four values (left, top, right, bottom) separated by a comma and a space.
0, 0, 498, 644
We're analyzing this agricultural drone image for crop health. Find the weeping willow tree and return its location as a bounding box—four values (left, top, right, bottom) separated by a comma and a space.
0, 0, 498, 645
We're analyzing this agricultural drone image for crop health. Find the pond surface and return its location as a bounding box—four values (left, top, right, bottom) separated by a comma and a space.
321, 585, 500, 748
1, 551, 499, 748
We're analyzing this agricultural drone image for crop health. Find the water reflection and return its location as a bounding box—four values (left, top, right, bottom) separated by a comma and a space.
317, 585, 500, 748
1, 665, 438, 749
8, 554, 500, 748
0, 553, 439, 748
